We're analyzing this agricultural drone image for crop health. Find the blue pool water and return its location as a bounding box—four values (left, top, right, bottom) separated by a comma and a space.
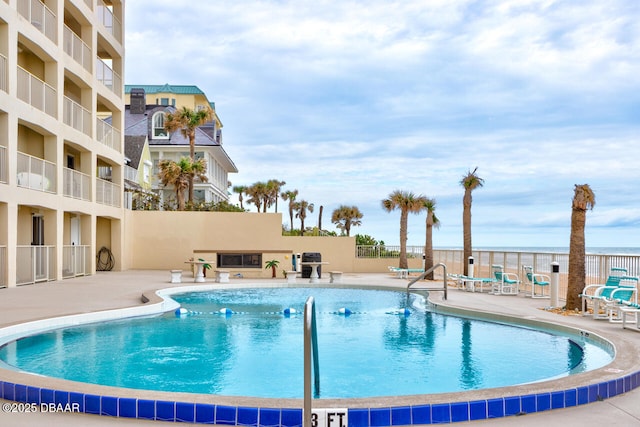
0, 287, 612, 399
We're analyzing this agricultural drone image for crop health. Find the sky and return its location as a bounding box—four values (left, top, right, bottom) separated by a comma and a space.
124, 0, 640, 249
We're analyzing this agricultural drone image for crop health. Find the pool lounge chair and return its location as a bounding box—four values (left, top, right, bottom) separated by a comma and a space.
522, 265, 550, 299
580, 267, 628, 316
591, 276, 639, 322
491, 264, 520, 295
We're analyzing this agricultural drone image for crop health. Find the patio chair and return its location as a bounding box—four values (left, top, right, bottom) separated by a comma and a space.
580, 267, 628, 316
592, 276, 639, 322
522, 265, 550, 299
491, 264, 520, 295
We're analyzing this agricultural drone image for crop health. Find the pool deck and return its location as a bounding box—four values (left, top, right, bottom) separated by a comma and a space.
0, 270, 639, 426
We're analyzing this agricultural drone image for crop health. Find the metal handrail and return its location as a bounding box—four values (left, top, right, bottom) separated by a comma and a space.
303, 296, 320, 427
406, 262, 448, 300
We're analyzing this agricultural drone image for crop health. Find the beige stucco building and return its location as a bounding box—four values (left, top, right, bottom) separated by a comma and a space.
0, 0, 126, 288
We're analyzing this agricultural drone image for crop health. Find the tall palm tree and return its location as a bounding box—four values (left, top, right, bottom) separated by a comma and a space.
281, 189, 299, 231
265, 179, 286, 212
566, 184, 596, 310
232, 185, 248, 210
246, 181, 267, 212
164, 106, 213, 203
331, 205, 363, 236
460, 168, 484, 276
423, 198, 440, 280
158, 157, 207, 211
382, 190, 427, 269
293, 200, 314, 236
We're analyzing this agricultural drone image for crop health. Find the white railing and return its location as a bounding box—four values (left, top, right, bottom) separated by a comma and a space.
0, 54, 7, 93
17, 0, 57, 43
63, 96, 91, 135
96, 177, 120, 207
0, 246, 6, 288
17, 151, 56, 193
124, 164, 138, 182
62, 245, 90, 278
96, 118, 120, 151
0, 145, 6, 183
97, 0, 122, 43
17, 66, 57, 117
357, 246, 640, 302
16, 245, 55, 285
63, 25, 92, 72
95, 58, 122, 96
63, 167, 91, 200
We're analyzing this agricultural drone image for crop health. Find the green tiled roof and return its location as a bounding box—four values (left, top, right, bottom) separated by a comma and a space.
124, 84, 205, 95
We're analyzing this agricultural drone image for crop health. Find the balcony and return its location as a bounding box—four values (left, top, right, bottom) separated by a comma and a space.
96, 177, 121, 207
17, 66, 57, 117
62, 245, 90, 278
16, 245, 55, 285
63, 167, 91, 200
0, 145, 6, 183
96, 118, 121, 151
17, 151, 56, 193
97, 0, 122, 44
124, 164, 138, 182
63, 96, 91, 136
63, 25, 92, 72
96, 58, 122, 96
17, 0, 57, 44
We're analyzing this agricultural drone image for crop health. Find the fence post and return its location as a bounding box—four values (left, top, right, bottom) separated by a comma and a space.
550, 262, 560, 308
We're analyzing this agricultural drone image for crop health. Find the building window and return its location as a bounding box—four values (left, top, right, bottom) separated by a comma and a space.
160, 98, 169, 106
143, 161, 152, 183
217, 253, 262, 269
152, 112, 168, 138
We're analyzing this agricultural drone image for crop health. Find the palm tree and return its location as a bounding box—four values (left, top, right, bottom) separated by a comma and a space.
460, 168, 484, 276
382, 190, 427, 269
246, 181, 267, 212
265, 179, 286, 212
232, 185, 248, 210
331, 205, 363, 236
281, 189, 299, 231
423, 198, 440, 280
293, 200, 314, 236
158, 157, 207, 211
566, 184, 596, 310
164, 106, 213, 203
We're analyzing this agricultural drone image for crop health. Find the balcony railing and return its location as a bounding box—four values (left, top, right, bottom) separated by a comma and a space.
96, 118, 120, 151
0, 54, 7, 93
17, 0, 57, 43
63, 167, 91, 200
63, 96, 91, 136
124, 164, 138, 182
0, 246, 5, 288
62, 245, 90, 278
17, 66, 57, 117
0, 145, 6, 183
63, 25, 92, 72
96, 58, 122, 96
96, 177, 121, 207
97, 0, 122, 43
17, 151, 56, 193
16, 245, 55, 285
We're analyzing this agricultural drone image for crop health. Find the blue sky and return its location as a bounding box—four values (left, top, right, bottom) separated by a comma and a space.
124, 1, 640, 248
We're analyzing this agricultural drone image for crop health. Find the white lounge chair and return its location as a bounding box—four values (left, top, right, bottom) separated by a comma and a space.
491, 264, 519, 295
522, 265, 550, 299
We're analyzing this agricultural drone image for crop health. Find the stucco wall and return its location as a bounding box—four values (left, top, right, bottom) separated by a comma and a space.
124, 210, 411, 277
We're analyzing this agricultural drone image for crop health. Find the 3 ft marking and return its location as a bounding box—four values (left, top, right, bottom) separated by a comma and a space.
311, 408, 348, 427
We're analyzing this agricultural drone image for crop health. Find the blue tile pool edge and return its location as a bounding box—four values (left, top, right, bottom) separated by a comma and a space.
1, 370, 639, 425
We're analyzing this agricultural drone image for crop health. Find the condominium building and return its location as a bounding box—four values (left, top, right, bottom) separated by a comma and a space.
0, 0, 125, 288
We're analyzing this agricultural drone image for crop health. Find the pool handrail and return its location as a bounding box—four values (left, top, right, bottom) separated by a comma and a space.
406, 263, 448, 300
303, 296, 320, 426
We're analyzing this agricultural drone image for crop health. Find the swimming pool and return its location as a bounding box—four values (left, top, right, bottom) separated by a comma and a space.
0, 287, 612, 399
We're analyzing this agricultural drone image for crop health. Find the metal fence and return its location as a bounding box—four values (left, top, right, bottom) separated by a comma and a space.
356, 246, 640, 301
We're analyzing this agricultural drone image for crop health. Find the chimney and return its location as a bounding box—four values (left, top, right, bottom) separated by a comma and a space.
130, 88, 146, 114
